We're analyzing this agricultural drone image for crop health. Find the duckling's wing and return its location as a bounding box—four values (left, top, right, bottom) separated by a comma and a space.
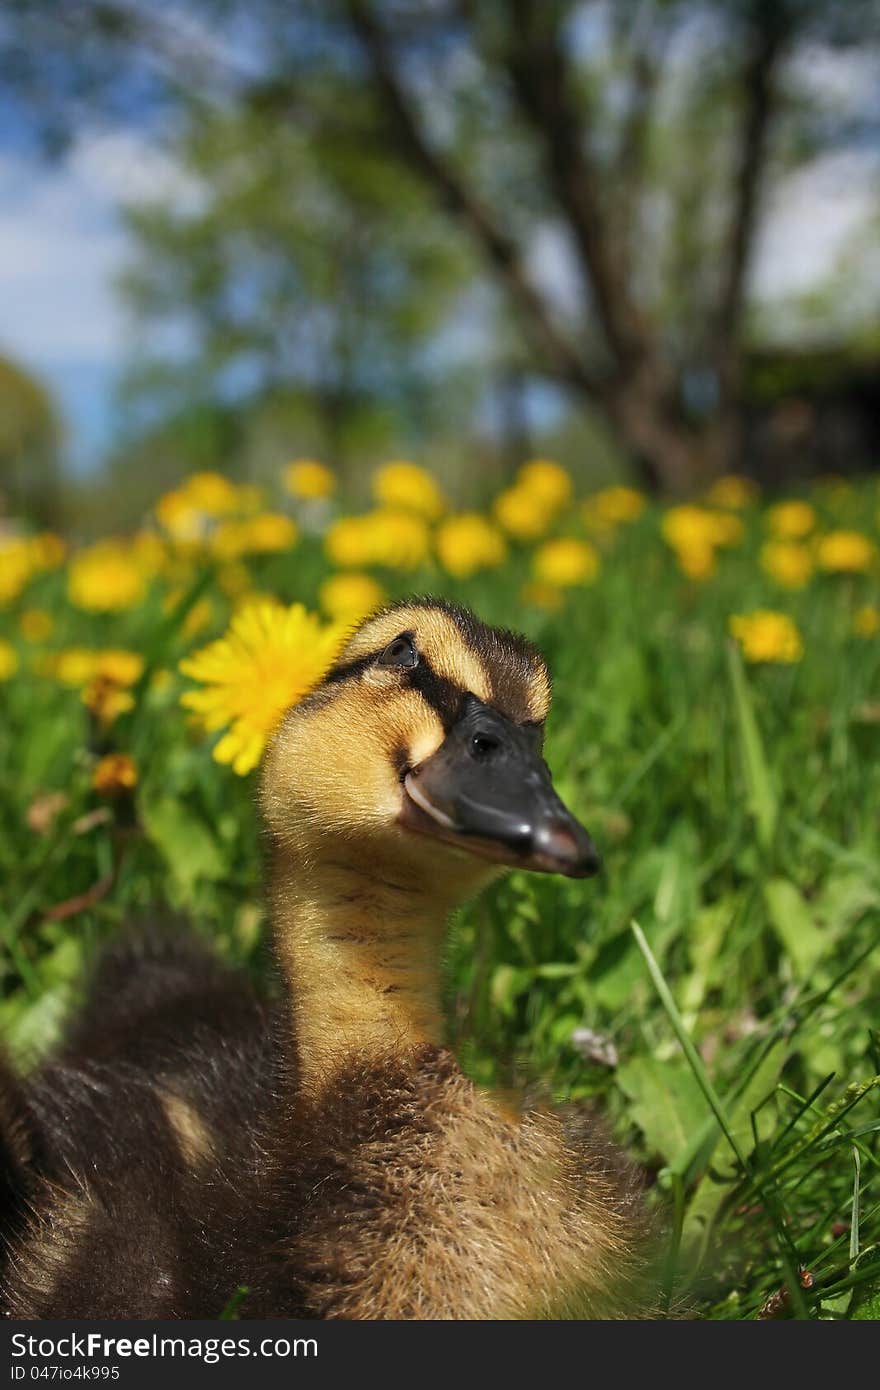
1, 922, 283, 1318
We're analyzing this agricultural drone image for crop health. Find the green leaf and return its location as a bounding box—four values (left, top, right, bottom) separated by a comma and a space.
489, 964, 531, 1018
616, 1055, 706, 1166
589, 928, 644, 1010
764, 877, 826, 976
681, 901, 734, 1013
141, 795, 225, 901
851, 1285, 880, 1319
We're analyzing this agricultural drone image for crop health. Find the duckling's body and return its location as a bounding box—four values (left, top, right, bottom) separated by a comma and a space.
1, 601, 652, 1319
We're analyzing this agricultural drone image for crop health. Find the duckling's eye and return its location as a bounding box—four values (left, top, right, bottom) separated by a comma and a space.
377, 634, 419, 670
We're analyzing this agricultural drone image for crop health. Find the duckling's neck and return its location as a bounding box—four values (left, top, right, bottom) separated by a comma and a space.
270, 849, 457, 1089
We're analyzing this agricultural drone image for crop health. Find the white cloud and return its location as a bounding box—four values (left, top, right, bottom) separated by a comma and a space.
752, 148, 880, 304
0, 129, 202, 368
0, 128, 203, 467
0, 149, 126, 364
68, 129, 204, 213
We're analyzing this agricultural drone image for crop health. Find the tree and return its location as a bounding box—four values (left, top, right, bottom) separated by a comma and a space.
335, 0, 877, 489
0, 355, 62, 526
3, 0, 878, 491
115, 94, 479, 477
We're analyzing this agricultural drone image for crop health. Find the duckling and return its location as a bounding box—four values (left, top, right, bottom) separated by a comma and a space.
1, 599, 652, 1319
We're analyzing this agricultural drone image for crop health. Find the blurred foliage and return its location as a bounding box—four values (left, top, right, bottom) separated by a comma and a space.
2, 1, 879, 493
0, 355, 62, 528
117, 95, 479, 469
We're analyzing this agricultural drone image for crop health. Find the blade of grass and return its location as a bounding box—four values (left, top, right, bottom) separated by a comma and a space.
851, 1146, 861, 1266
617, 716, 684, 807
771, 1073, 838, 1155
726, 641, 777, 851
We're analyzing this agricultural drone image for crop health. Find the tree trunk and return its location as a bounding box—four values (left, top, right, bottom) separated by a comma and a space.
599, 354, 733, 495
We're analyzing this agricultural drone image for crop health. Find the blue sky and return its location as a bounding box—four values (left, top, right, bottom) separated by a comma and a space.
1, 45, 877, 476
0, 128, 198, 473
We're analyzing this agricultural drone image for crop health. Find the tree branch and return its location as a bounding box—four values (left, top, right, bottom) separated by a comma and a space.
503, 0, 649, 367
344, 0, 602, 395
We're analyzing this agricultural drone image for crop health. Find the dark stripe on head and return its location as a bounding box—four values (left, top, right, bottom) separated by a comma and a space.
409, 662, 465, 730
323, 651, 377, 685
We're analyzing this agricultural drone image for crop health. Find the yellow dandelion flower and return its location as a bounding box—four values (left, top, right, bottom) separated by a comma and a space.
180, 600, 347, 774
816, 531, 876, 574
20, 608, 53, 643
325, 510, 430, 571
325, 516, 373, 569
0, 538, 35, 605
372, 461, 444, 519
49, 648, 143, 689
0, 640, 18, 681
533, 537, 600, 588
729, 611, 803, 664
493, 486, 553, 541
662, 505, 742, 551
283, 459, 336, 500
585, 486, 646, 526
155, 488, 207, 543
92, 753, 138, 796
68, 540, 146, 612
83, 678, 135, 726
662, 506, 713, 550
244, 513, 298, 553
94, 650, 145, 687
51, 648, 99, 686
367, 510, 431, 570
766, 500, 816, 540
319, 572, 386, 624
212, 514, 298, 560
760, 541, 814, 590
517, 459, 572, 511
182, 471, 241, 516
435, 513, 507, 578
853, 604, 879, 638
674, 543, 716, 581
706, 475, 759, 510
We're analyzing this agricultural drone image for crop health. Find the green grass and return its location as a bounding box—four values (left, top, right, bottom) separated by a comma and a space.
1, 475, 879, 1319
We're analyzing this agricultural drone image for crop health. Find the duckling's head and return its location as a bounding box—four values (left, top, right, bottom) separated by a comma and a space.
260, 599, 599, 903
